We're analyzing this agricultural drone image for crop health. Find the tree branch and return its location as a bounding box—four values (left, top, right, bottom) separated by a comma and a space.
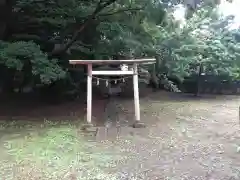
98, 7, 143, 17
50, 0, 117, 56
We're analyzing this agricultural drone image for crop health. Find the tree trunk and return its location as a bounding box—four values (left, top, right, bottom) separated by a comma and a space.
195, 63, 203, 96
0, 0, 13, 40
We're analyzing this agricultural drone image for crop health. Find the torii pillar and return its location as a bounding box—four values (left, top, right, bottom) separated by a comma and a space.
69, 59, 156, 129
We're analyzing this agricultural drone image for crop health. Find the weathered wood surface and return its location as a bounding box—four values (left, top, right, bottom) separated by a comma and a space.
69, 58, 156, 65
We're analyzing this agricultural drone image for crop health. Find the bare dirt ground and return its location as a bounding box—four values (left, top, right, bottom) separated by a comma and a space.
103, 91, 240, 180
0, 91, 239, 180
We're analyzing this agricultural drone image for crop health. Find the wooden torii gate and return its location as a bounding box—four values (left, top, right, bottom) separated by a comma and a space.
69, 59, 156, 128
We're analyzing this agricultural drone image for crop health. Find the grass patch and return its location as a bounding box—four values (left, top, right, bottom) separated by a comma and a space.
0, 120, 120, 180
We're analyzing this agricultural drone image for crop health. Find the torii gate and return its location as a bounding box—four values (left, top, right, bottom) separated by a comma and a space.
69, 58, 156, 128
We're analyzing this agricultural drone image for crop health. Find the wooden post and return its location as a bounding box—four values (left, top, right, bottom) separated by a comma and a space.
69, 59, 156, 131
239, 106, 240, 126
87, 64, 92, 124
133, 63, 140, 122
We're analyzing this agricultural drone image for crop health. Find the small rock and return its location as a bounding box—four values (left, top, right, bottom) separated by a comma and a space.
237, 146, 240, 153
86, 126, 98, 133
80, 123, 94, 130
132, 122, 146, 128
181, 128, 186, 133
218, 151, 224, 154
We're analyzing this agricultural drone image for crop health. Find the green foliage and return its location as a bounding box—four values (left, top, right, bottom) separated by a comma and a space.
152, 6, 240, 82
92, 0, 166, 59
0, 41, 65, 84
0, 0, 239, 93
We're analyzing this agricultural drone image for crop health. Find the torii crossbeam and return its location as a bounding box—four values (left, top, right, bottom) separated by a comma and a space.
69, 58, 156, 128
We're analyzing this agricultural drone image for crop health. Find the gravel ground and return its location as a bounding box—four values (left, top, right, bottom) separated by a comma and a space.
0, 91, 239, 180
97, 92, 240, 180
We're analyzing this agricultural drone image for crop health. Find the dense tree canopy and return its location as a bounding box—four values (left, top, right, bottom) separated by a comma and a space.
0, 0, 239, 95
